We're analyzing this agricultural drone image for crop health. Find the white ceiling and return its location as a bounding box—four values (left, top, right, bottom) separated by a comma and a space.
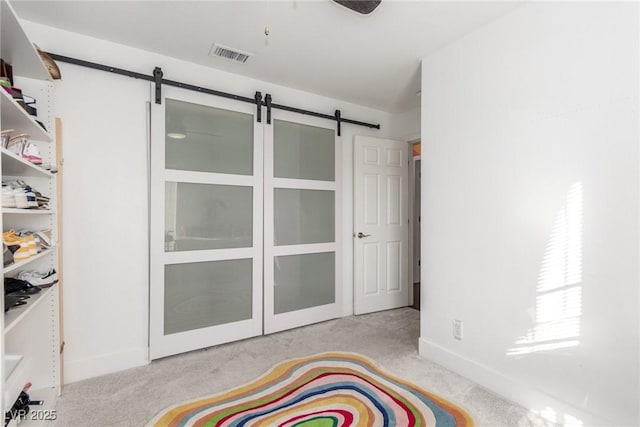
12, 0, 522, 113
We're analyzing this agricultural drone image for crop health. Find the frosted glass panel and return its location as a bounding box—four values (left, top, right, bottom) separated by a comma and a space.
274, 189, 334, 245
274, 120, 334, 181
164, 259, 252, 335
165, 182, 252, 251
274, 252, 335, 314
165, 99, 253, 175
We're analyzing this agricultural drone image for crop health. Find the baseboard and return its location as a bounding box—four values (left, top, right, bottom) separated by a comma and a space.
64, 347, 149, 383
418, 337, 609, 426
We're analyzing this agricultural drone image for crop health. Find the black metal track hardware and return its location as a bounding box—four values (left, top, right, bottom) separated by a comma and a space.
153, 67, 163, 104
161, 77, 256, 104
265, 94, 272, 125
334, 110, 342, 136
47, 53, 381, 130
254, 91, 262, 123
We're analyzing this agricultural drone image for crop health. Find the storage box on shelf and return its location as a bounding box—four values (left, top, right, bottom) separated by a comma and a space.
1, 0, 61, 422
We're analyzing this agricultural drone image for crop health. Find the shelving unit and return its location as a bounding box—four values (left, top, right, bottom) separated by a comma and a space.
1, 0, 61, 423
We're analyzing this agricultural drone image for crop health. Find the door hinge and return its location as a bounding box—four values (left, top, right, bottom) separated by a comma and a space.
60, 340, 65, 354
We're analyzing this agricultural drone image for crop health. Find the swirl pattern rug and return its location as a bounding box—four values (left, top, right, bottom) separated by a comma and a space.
147, 352, 473, 427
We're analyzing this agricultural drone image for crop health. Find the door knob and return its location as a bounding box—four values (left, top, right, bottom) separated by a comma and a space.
357, 232, 371, 238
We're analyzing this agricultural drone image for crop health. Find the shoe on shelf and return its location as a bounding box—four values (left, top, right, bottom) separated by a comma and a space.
34, 190, 49, 208
5, 277, 42, 295
23, 186, 38, 208
21, 141, 43, 165
4, 294, 28, 312
6, 134, 28, 155
4, 180, 48, 209
3, 230, 23, 246
3, 230, 34, 260
11, 245, 32, 262
2, 185, 16, 208
33, 229, 54, 249
15, 231, 38, 255
3, 243, 13, 267
12, 188, 28, 208
17, 269, 57, 286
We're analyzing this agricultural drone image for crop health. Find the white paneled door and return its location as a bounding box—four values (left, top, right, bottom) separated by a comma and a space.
353, 136, 409, 314
263, 112, 342, 334
150, 87, 263, 359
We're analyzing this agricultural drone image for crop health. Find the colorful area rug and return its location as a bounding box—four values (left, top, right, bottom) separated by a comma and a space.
147, 352, 473, 426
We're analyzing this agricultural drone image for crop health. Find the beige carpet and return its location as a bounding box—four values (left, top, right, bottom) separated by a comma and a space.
52, 308, 557, 426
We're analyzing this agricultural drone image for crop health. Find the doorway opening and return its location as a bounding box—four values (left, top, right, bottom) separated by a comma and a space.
409, 140, 421, 310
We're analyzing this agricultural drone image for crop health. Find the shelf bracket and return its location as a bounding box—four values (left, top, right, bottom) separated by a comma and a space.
265, 93, 272, 125
334, 109, 342, 136
254, 91, 262, 123
153, 67, 163, 104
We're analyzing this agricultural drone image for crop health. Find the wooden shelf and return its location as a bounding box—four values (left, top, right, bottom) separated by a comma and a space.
4, 284, 55, 334
3, 249, 54, 275
1, 147, 53, 177
3, 208, 52, 215
0, 89, 52, 141
0, 1, 50, 81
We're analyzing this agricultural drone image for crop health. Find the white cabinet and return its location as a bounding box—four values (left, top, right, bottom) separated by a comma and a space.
1, 0, 61, 424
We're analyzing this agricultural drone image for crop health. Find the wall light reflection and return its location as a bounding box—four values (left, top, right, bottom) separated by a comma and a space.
508, 182, 583, 356
532, 407, 584, 427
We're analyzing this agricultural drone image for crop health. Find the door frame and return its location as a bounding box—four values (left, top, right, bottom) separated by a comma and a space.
149, 85, 263, 360
407, 138, 421, 307
263, 110, 343, 334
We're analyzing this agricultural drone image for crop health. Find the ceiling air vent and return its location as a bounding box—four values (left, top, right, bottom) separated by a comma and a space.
209, 44, 252, 64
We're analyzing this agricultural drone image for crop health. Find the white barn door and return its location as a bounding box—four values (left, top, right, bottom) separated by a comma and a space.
149, 87, 263, 359
263, 112, 342, 334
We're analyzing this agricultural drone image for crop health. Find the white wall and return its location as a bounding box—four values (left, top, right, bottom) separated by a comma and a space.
390, 106, 420, 142
22, 21, 403, 383
420, 2, 638, 426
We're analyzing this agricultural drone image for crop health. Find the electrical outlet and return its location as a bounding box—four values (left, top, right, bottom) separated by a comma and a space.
453, 319, 463, 340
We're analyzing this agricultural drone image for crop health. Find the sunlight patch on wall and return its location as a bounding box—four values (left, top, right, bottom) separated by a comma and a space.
536, 407, 584, 427
508, 182, 583, 356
